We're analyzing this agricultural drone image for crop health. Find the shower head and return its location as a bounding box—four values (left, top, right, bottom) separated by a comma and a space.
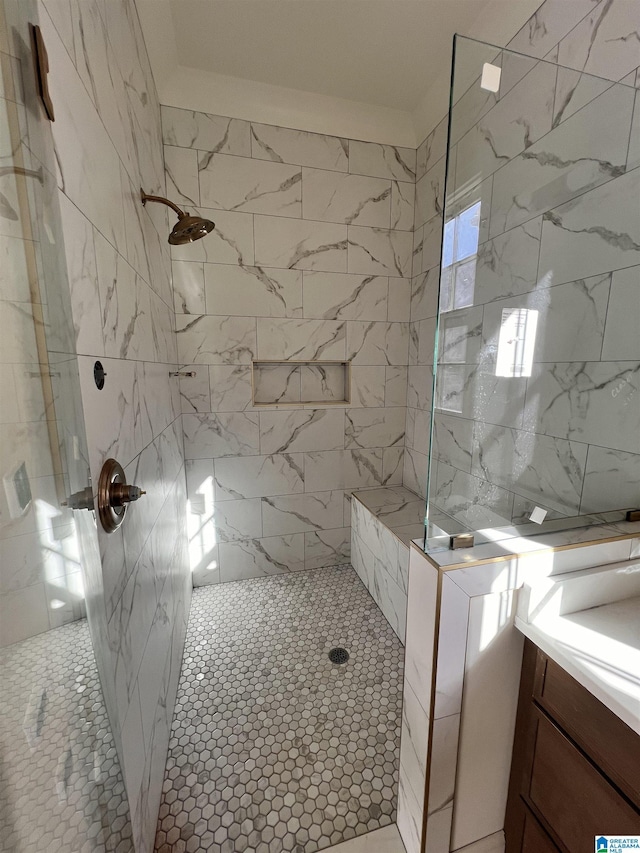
140, 189, 215, 245
169, 212, 215, 245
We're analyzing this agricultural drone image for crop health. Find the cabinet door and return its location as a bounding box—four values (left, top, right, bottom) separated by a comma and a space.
522, 810, 559, 853
528, 710, 640, 852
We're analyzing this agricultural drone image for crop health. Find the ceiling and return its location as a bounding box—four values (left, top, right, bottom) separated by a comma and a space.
170, 0, 493, 113
138, 0, 543, 146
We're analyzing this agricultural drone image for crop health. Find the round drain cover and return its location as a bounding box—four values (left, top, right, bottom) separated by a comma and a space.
328, 647, 349, 665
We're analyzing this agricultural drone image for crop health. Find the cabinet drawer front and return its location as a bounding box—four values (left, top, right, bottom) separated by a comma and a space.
535, 655, 640, 804
529, 712, 640, 852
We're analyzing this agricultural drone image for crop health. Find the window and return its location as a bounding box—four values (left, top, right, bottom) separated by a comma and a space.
495, 308, 539, 377
440, 201, 481, 312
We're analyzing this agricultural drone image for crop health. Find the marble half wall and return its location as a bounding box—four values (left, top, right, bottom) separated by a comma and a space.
164, 108, 416, 584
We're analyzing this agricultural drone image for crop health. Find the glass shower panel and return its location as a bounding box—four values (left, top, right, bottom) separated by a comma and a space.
0, 3, 132, 849
425, 35, 640, 543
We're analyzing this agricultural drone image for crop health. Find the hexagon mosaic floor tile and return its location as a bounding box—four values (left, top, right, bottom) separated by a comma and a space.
0, 620, 132, 852
154, 565, 404, 853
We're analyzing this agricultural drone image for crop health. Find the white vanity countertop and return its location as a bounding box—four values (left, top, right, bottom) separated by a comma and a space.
516, 595, 640, 736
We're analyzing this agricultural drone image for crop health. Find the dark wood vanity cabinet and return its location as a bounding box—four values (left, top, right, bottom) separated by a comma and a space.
505, 639, 640, 853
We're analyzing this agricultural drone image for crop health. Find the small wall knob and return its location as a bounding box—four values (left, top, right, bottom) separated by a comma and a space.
97, 458, 146, 533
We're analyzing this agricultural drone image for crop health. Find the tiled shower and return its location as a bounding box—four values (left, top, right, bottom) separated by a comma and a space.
1, 0, 638, 852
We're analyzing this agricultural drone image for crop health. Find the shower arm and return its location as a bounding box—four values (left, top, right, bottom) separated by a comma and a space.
140, 188, 187, 218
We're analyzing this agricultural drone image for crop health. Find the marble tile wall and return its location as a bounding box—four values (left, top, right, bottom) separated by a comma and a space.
411, 0, 640, 528
164, 107, 414, 583
3, 2, 192, 851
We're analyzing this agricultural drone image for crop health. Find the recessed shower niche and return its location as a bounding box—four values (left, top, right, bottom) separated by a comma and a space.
252, 360, 351, 406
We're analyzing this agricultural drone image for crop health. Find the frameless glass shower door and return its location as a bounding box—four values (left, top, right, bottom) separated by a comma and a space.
424, 35, 640, 544
0, 2, 132, 848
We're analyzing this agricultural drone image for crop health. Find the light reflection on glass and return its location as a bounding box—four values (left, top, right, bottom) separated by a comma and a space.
441, 200, 481, 312
495, 308, 539, 378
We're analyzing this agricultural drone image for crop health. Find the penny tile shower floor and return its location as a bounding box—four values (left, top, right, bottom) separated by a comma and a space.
154, 565, 404, 853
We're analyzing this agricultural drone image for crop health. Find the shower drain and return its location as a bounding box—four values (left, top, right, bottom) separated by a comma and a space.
328, 647, 349, 665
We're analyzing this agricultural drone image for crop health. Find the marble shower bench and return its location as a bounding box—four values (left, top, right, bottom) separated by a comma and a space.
350, 485, 425, 644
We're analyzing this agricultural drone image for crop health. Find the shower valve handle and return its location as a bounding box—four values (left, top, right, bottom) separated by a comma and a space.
109, 482, 146, 507
97, 458, 146, 533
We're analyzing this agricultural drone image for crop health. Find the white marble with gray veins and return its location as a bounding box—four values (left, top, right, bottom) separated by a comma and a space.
259, 408, 345, 454
302, 272, 388, 321
199, 153, 302, 216
256, 318, 346, 361
214, 453, 304, 500
183, 412, 260, 459
490, 83, 634, 236
538, 167, 640, 284
345, 408, 406, 449
176, 314, 257, 364
204, 263, 303, 318
349, 141, 416, 182
302, 168, 392, 227
455, 60, 557, 191
161, 106, 251, 155
348, 225, 413, 277
218, 535, 306, 581
524, 361, 640, 454
347, 321, 409, 365
471, 423, 588, 514
254, 215, 348, 272
262, 491, 344, 536
250, 123, 348, 171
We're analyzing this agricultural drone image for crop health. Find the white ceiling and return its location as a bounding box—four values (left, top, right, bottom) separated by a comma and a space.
138, 0, 543, 146
171, 0, 490, 112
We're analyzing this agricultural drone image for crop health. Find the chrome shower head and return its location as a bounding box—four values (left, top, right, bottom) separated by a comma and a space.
140, 189, 215, 245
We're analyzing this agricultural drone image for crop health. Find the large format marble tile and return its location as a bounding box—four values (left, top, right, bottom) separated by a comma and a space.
176, 314, 257, 364
204, 263, 302, 318
172, 260, 205, 314
345, 407, 406, 449
161, 106, 251, 156
254, 215, 347, 272
538, 168, 640, 284
581, 446, 640, 514
164, 145, 199, 208
410, 267, 439, 322
391, 181, 415, 232
523, 361, 640, 454
213, 453, 304, 500
302, 168, 391, 227
347, 321, 409, 365
557, 0, 640, 83
212, 498, 263, 542
304, 528, 351, 569
481, 272, 610, 363
256, 318, 346, 360
304, 449, 385, 492
183, 412, 260, 458
415, 158, 445, 230
170, 208, 255, 265
388, 277, 411, 322
433, 414, 474, 474
471, 423, 588, 515
433, 462, 514, 528
347, 226, 413, 278
349, 140, 416, 182
349, 366, 386, 407
199, 153, 302, 216
218, 534, 305, 580
474, 218, 542, 303
507, 0, 600, 60
601, 265, 640, 360
209, 365, 253, 412
262, 490, 344, 536
455, 60, 556, 192
490, 83, 633, 237
250, 123, 348, 171
259, 408, 345, 454
302, 272, 388, 321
